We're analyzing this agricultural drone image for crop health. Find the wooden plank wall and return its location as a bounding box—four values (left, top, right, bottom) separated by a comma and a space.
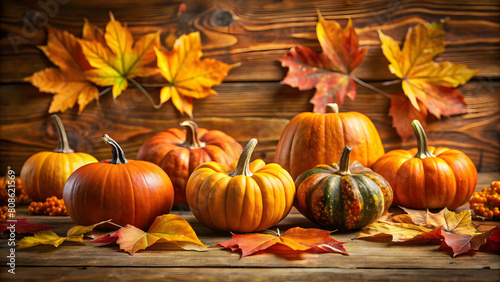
0, 0, 499, 174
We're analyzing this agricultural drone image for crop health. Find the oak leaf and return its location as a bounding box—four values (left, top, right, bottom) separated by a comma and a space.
93, 214, 207, 255
356, 207, 497, 257
379, 20, 479, 138
25, 25, 98, 113
0, 218, 52, 235
214, 227, 348, 258
154, 31, 236, 118
80, 12, 160, 100
17, 220, 111, 249
280, 13, 367, 113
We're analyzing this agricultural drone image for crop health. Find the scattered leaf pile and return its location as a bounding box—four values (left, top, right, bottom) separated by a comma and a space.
214, 227, 348, 258
356, 207, 498, 257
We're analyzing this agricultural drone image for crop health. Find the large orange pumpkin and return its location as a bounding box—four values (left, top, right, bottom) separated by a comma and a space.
186, 138, 295, 233
63, 135, 174, 230
274, 103, 385, 180
20, 115, 97, 201
136, 120, 242, 206
372, 120, 477, 210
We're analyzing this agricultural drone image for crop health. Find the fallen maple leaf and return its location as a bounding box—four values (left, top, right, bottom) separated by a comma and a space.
356, 207, 497, 257
80, 12, 160, 100
25, 25, 99, 113
214, 227, 348, 258
17, 220, 111, 249
280, 12, 367, 113
93, 214, 206, 255
154, 31, 236, 117
379, 20, 480, 138
0, 218, 52, 235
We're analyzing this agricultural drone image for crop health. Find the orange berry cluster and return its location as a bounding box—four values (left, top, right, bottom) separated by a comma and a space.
0, 206, 15, 221
469, 181, 500, 219
28, 196, 68, 216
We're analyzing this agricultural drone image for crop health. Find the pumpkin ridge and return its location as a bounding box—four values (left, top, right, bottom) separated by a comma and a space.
208, 174, 229, 230
306, 174, 332, 225
252, 173, 275, 231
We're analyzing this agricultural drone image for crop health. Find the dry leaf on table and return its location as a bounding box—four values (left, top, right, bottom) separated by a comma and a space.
214, 227, 348, 258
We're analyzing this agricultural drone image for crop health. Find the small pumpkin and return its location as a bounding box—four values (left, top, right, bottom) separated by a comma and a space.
63, 135, 174, 230
274, 103, 385, 180
137, 120, 243, 206
20, 115, 97, 201
295, 145, 393, 230
186, 138, 295, 233
372, 120, 477, 210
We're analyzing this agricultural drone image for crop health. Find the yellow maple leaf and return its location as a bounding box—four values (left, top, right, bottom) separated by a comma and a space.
25, 25, 98, 113
378, 20, 480, 118
115, 214, 207, 255
154, 32, 236, 117
80, 13, 160, 99
17, 220, 112, 249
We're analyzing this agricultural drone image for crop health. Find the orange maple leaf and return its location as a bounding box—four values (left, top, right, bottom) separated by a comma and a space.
214, 227, 348, 258
25, 25, 98, 113
79, 12, 160, 100
154, 31, 236, 118
280, 12, 367, 113
379, 20, 479, 138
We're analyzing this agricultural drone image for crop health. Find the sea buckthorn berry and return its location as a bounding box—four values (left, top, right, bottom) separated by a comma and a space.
469, 181, 500, 220
28, 196, 68, 216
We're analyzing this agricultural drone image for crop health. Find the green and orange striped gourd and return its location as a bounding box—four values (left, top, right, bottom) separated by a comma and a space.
295, 146, 393, 230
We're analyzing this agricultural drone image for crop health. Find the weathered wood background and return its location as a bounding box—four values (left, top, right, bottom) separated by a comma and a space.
0, 0, 499, 173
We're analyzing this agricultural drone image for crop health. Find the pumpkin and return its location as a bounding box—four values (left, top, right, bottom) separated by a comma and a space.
186, 138, 295, 233
295, 145, 393, 230
63, 135, 174, 230
136, 120, 243, 206
372, 120, 477, 210
20, 115, 97, 201
274, 103, 385, 180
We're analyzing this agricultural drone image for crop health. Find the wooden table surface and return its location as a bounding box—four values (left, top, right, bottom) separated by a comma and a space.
1, 172, 499, 281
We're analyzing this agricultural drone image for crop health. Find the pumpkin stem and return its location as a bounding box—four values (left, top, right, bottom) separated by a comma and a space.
326, 103, 339, 114
412, 120, 435, 159
338, 146, 352, 176
229, 138, 257, 177
180, 120, 206, 149
52, 115, 74, 153
102, 134, 128, 164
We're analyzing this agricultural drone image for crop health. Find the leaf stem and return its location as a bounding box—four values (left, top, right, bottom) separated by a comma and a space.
128, 78, 163, 109
381, 79, 402, 86
351, 75, 392, 99
98, 87, 112, 97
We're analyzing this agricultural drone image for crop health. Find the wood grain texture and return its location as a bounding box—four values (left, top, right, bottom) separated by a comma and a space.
0, 0, 499, 175
0, 173, 497, 280
0, 173, 497, 274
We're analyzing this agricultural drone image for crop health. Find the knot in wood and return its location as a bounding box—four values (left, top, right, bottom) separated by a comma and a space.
211, 10, 233, 27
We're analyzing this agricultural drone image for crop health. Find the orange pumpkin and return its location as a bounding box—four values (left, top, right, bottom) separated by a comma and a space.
20, 115, 97, 201
136, 120, 242, 206
186, 138, 295, 233
63, 135, 174, 230
372, 120, 477, 210
274, 103, 385, 180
